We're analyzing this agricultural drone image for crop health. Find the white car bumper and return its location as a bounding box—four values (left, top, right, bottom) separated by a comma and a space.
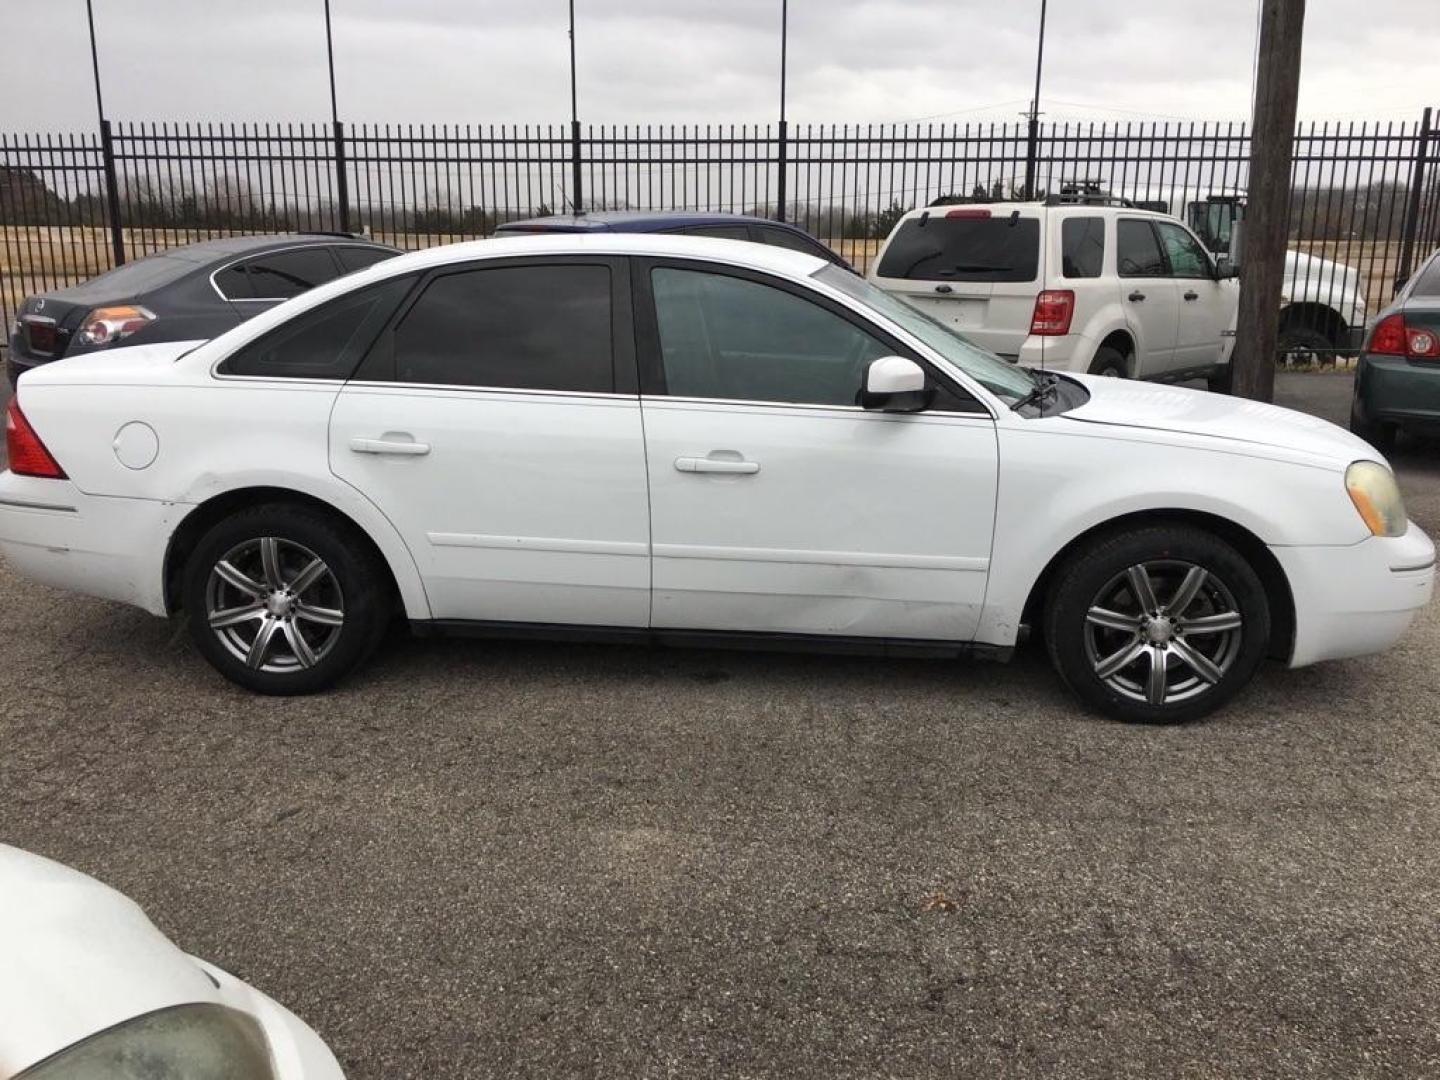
192, 958, 347, 1079
0, 472, 174, 616
1275, 522, 1436, 667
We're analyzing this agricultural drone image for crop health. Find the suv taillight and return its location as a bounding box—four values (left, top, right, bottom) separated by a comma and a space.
1030, 290, 1075, 336
5, 398, 68, 479
1369, 312, 1440, 359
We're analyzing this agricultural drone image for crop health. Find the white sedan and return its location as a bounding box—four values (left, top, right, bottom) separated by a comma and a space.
0, 235, 1432, 723
0, 845, 343, 1079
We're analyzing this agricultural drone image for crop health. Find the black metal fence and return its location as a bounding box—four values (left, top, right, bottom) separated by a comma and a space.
3, 112, 1438, 354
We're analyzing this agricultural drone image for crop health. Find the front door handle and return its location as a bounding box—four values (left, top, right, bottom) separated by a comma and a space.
350, 437, 431, 456
1183, 290, 1200, 301
1128, 291, 1146, 302
675, 456, 760, 475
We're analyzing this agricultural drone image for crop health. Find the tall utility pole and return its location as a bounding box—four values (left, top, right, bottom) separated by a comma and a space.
85, 0, 107, 126
1021, 0, 1048, 199
776, 0, 788, 223
324, 0, 340, 127
569, 0, 583, 213
323, 0, 351, 232
1231, 0, 1306, 402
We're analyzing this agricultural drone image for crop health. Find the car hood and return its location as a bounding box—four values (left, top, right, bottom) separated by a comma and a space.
1057, 374, 1378, 466
0, 845, 216, 1076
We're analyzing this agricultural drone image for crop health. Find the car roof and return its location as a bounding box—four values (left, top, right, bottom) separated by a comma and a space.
896, 202, 1177, 222
496, 210, 805, 233
150, 232, 395, 263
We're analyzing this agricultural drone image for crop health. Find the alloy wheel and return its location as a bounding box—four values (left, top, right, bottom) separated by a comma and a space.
1081, 559, 1244, 707
204, 537, 345, 673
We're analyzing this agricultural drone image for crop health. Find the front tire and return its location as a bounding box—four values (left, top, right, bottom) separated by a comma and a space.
1044, 525, 1271, 724
1088, 346, 1130, 379
182, 503, 392, 694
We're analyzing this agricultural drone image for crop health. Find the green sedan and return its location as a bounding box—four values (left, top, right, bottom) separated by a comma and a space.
1350, 248, 1440, 449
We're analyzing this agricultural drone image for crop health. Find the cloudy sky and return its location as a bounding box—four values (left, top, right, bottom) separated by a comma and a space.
3, 0, 1436, 131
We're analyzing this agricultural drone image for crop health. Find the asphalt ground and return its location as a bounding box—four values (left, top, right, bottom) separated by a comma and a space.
1, 373, 1438, 1078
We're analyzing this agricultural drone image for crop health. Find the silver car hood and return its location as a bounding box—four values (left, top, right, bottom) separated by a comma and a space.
0, 845, 217, 1077
1058, 374, 1377, 466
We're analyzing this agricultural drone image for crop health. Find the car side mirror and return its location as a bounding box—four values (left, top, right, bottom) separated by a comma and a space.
860, 355, 934, 412
1214, 254, 1239, 280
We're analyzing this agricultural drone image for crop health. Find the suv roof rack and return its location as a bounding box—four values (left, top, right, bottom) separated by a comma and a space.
1043, 193, 1137, 208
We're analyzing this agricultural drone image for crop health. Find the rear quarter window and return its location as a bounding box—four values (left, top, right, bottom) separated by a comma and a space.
876, 215, 1039, 283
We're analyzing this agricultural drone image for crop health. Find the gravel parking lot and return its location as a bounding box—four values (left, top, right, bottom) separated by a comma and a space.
2, 373, 1438, 1078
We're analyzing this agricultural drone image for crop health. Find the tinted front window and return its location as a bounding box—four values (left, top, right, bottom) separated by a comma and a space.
393, 265, 612, 392
221, 275, 414, 379
875, 216, 1039, 282
651, 267, 888, 406
1155, 222, 1211, 278
336, 246, 400, 273
243, 248, 341, 299
1116, 220, 1166, 277
1061, 217, 1105, 278
816, 265, 1031, 406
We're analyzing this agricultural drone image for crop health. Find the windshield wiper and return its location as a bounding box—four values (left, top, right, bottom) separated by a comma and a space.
1011, 371, 1060, 412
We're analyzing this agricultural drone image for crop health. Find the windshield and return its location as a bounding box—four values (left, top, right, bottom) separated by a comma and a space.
813, 265, 1037, 404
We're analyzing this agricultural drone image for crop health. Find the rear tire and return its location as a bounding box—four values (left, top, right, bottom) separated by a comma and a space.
1276, 326, 1331, 368
182, 503, 392, 695
1088, 345, 1129, 379
1044, 524, 1271, 724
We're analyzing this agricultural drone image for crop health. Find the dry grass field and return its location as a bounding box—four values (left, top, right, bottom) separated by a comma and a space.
0, 226, 1415, 344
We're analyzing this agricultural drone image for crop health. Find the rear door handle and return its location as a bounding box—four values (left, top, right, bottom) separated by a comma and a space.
934, 284, 953, 294
675, 456, 760, 475
349, 437, 431, 456
1128, 291, 1146, 302
1183, 290, 1199, 301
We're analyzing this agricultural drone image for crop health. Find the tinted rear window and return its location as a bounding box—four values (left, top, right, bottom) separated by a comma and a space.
391, 264, 612, 392
876, 216, 1039, 282
336, 246, 400, 273
221, 275, 415, 379
242, 248, 340, 299
1412, 255, 1440, 298
1061, 217, 1105, 278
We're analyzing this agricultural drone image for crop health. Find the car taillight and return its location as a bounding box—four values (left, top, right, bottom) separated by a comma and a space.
1030, 289, 1075, 336
76, 304, 154, 347
1369, 312, 1440, 359
22, 316, 59, 354
5, 397, 67, 479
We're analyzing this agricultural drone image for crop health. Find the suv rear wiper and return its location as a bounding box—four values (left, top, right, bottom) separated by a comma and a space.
937, 264, 1013, 275
1011, 371, 1060, 412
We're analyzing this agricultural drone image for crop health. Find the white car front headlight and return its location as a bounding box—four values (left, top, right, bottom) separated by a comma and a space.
1346, 461, 1408, 538
16, 1003, 275, 1080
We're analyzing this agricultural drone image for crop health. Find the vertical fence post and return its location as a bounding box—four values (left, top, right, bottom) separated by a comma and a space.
776, 120, 788, 222
333, 120, 352, 233
1396, 106, 1433, 292
98, 118, 125, 265
570, 120, 584, 212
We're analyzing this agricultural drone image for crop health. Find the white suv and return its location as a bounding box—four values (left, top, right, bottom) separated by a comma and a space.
869, 199, 1240, 389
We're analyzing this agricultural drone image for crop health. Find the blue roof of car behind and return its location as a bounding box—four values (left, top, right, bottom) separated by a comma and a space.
495, 211, 796, 233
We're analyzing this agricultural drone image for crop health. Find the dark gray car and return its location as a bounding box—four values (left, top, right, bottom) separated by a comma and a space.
6, 233, 400, 385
